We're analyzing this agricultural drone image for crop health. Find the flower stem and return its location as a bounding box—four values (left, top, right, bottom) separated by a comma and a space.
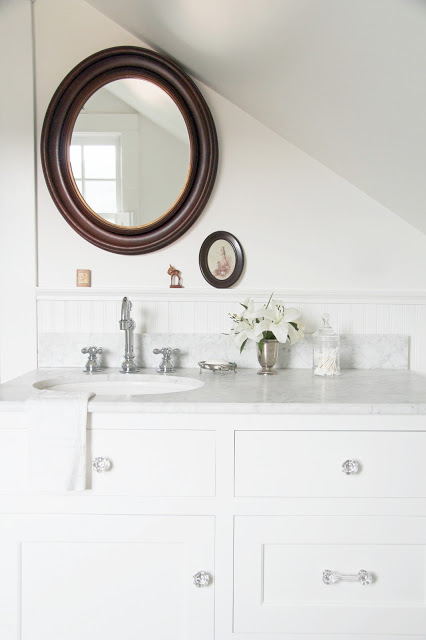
265, 292, 274, 309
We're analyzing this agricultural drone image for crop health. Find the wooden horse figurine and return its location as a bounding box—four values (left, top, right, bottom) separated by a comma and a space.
168, 265, 183, 288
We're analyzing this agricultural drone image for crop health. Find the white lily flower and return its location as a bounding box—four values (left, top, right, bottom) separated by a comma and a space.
250, 307, 275, 321
228, 295, 303, 353
282, 307, 301, 323
240, 298, 254, 318
287, 323, 300, 344
254, 319, 273, 336
234, 326, 261, 349
272, 323, 289, 343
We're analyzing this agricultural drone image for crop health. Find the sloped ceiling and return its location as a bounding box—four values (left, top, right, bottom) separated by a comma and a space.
85, 0, 426, 234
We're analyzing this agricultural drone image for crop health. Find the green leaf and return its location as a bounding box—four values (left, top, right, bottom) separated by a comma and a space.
240, 303, 248, 310
239, 338, 248, 354
289, 322, 298, 330
258, 338, 264, 353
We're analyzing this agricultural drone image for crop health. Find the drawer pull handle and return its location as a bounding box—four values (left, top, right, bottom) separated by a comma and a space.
342, 459, 360, 475
92, 457, 112, 473
193, 571, 211, 588
323, 569, 373, 586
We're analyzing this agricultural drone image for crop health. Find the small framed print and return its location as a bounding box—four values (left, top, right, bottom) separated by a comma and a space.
76, 269, 91, 287
199, 231, 244, 288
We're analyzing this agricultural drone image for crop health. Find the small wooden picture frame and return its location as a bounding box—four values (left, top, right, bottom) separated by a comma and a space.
199, 231, 244, 288
76, 269, 91, 287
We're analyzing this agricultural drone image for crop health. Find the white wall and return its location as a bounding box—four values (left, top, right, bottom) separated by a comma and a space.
34, 0, 426, 292
0, 0, 422, 377
0, 0, 37, 382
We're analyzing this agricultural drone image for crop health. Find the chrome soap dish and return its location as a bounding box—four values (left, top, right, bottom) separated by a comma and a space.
198, 361, 237, 375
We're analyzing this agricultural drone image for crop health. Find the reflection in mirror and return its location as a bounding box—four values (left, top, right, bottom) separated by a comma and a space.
70, 79, 190, 228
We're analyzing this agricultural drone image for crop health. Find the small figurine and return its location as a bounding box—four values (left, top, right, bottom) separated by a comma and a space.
168, 264, 183, 288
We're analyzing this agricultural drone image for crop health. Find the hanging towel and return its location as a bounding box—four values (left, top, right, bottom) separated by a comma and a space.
26, 390, 94, 492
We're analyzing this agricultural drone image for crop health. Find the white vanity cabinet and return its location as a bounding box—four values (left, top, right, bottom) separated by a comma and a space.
1, 405, 426, 640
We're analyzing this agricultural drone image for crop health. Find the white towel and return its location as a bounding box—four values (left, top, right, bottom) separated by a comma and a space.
26, 390, 94, 492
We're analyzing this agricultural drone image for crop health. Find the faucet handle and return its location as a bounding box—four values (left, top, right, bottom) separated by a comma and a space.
153, 348, 179, 357
82, 346, 103, 372
82, 346, 103, 356
153, 348, 180, 373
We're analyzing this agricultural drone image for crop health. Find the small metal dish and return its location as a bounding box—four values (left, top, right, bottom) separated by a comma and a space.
198, 361, 237, 375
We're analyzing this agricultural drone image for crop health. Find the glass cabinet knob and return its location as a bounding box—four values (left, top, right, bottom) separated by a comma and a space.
92, 457, 112, 473
193, 571, 211, 588
342, 459, 360, 475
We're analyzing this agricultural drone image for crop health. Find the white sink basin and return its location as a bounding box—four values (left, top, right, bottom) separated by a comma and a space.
33, 374, 204, 397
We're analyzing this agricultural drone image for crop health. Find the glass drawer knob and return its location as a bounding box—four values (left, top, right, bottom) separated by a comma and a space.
92, 457, 112, 473
193, 571, 211, 588
342, 459, 360, 475
323, 569, 373, 586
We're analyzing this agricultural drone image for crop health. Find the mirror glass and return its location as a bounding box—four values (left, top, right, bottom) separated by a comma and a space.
70, 78, 191, 228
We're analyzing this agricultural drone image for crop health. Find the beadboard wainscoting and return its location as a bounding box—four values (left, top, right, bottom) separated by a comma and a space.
36, 289, 426, 372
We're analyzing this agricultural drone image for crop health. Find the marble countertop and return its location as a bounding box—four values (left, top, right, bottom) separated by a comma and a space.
1, 367, 426, 414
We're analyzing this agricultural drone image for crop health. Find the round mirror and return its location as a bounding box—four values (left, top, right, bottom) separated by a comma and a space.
41, 47, 218, 254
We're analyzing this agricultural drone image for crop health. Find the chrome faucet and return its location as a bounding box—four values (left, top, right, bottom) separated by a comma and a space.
119, 296, 139, 373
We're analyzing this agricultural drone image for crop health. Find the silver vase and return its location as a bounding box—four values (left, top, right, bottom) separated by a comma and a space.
257, 339, 279, 375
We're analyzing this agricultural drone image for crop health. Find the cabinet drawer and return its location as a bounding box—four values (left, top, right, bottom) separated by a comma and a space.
88, 430, 215, 496
235, 430, 426, 497
234, 515, 426, 635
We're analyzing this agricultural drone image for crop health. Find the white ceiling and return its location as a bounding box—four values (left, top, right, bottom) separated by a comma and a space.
86, 0, 426, 234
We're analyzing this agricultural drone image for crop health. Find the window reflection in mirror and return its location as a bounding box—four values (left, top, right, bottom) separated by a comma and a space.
70, 78, 191, 229
70, 136, 123, 222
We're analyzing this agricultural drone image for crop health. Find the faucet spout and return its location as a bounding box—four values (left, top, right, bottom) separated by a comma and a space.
119, 296, 139, 373
120, 296, 132, 330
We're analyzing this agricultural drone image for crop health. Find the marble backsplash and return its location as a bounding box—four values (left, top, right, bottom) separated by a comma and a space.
38, 333, 409, 370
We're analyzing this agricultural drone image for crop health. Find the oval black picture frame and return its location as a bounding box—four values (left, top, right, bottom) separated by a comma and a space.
41, 46, 218, 255
199, 231, 244, 288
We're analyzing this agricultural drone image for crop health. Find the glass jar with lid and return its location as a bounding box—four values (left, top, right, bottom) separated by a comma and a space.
313, 313, 340, 376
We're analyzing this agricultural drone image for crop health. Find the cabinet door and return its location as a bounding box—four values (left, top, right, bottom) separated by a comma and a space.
0, 515, 214, 640
234, 516, 426, 636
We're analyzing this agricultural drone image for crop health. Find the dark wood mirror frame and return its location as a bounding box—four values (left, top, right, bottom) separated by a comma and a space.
41, 46, 218, 255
